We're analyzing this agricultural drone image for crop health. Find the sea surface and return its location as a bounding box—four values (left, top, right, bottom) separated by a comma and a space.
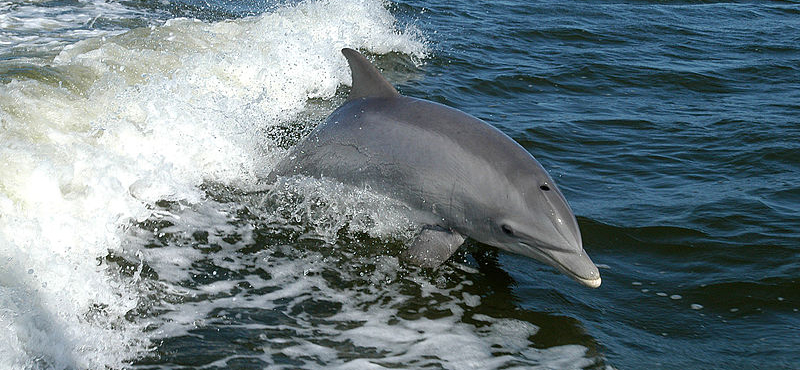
1, 0, 798, 369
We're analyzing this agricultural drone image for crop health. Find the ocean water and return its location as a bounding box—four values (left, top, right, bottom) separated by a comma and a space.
0, 0, 798, 369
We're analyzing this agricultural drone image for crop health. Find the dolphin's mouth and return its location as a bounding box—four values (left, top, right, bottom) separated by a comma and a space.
520, 242, 602, 288
548, 255, 602, 288
574, 274, 602, 289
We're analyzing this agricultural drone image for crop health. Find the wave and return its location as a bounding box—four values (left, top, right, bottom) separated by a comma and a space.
0, 0, 426, 368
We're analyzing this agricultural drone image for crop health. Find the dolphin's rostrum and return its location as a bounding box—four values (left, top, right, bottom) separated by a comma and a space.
271, 48, 601, 288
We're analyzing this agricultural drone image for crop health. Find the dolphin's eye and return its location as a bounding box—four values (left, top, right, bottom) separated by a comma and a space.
540, 184, 551, 191
501, 224, 514, 236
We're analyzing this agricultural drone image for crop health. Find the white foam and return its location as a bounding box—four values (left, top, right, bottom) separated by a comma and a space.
130, 204, 592, 369
258, 175, 422, 243
0, 0, 426, 368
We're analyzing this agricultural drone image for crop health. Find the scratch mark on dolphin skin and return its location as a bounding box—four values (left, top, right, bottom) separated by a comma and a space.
334, 141, 369, 159
449, 182, 456, 217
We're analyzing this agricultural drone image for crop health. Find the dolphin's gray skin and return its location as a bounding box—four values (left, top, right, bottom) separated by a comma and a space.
271, 48, 601, 288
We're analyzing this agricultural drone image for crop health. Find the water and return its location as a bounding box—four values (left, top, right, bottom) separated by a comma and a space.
1, 0, 798, 369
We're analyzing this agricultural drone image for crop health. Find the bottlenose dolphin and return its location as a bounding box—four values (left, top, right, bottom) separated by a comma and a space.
271, 48, 601, 288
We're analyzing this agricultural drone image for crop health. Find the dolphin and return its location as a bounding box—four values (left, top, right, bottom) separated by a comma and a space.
270, 48, 601, 288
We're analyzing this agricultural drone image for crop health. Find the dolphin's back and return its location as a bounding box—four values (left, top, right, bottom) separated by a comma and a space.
272, 95, 543, 225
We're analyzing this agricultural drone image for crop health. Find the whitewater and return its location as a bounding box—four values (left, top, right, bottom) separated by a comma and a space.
0, 0, 432, 368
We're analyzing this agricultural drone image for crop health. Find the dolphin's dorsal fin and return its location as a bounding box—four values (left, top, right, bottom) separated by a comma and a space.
342, 48, 400, 101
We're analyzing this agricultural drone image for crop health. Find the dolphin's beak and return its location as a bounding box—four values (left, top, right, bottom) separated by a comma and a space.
519, 242, 602, 288
542, 248, 602, 288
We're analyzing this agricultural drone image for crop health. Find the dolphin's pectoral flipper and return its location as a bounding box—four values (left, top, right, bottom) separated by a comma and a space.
404, 227, 465, 268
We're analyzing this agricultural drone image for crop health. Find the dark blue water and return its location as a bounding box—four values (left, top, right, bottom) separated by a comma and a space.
1, 0, 798, 369
395, 1, 800, 368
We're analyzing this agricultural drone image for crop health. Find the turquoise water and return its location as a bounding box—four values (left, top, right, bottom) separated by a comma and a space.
0, 0, 798, 369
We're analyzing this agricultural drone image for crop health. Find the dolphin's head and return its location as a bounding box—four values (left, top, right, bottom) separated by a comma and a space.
472, 164, 601, 288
